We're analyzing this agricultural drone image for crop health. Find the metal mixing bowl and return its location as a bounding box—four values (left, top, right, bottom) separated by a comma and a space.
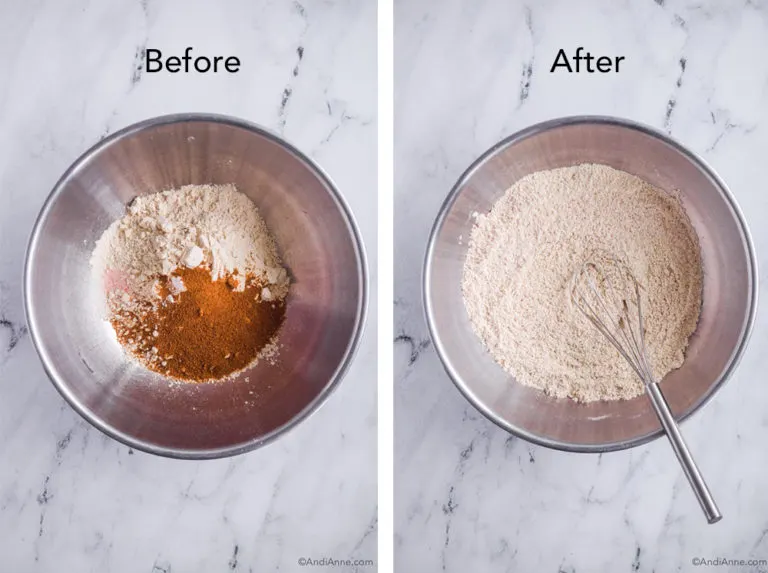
424, 116, 757, 452
25, 113, 367, 458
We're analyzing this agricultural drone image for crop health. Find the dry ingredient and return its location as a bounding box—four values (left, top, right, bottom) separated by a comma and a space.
91, 183, 290, 382
110, 267, 285, 380
462, 164, 702, 402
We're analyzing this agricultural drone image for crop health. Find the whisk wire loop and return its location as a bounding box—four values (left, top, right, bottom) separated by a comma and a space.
570, 259, 652, 384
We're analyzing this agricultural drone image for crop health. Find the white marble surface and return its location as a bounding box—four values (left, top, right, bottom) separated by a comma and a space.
395, 1, 768, 571
0, 1, 376, 571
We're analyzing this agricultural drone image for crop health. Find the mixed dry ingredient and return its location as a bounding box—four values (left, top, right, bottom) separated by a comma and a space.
91, 184, 290, 382
462, 164, 703, 402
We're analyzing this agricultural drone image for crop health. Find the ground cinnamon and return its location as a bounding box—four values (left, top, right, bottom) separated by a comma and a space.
111, 266, 286, 381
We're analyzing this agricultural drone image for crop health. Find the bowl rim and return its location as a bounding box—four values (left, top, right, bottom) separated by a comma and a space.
423, 114, 758, 453
24, 112, 369, 459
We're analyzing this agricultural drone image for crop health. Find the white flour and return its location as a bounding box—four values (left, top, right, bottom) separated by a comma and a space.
91, 184, 289, 303
462, 164, 703, 402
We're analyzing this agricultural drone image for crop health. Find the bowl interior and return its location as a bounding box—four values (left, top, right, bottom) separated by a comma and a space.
26, 117, 365, 456
426, 120, 754, 450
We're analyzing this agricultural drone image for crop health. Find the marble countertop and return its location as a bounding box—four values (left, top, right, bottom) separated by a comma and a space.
395, 0, 768, 571
0, 1, 376, 571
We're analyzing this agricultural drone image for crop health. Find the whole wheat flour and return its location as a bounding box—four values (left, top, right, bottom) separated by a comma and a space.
462, 164, 702, 402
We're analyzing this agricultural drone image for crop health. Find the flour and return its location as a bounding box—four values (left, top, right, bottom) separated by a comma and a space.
91, 184, 290, 303
462, 164, 703, 402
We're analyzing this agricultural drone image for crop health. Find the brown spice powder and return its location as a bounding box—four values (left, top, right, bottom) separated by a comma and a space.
112, 266, 286, 381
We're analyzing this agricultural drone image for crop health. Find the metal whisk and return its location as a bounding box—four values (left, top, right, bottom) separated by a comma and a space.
571, 256, 721, 524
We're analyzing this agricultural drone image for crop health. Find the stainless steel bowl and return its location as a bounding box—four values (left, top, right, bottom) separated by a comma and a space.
25, 113, 367, 459
424, 116, 757, 452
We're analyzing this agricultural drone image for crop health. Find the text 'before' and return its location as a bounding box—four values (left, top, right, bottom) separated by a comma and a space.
145, 47, 241, 74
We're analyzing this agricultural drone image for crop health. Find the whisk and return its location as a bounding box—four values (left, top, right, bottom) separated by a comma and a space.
571, 256, 721, 524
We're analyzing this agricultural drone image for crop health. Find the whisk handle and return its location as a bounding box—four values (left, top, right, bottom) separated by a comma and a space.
646, 382, 722, 524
